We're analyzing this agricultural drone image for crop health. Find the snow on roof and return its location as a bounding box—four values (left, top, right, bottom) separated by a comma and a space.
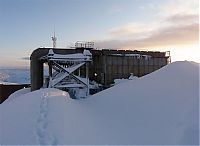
83, 49, 92, 56
48, 49, 54, 55
0, 61, 199, 145
110, 53, 151, 59
48, 49, 92, 61
51, 53, 86, 59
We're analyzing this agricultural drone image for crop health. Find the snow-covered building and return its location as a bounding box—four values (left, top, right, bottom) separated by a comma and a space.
30, 46, 171, 92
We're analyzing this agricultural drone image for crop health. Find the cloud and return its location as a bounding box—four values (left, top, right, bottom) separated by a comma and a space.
95, 39, 125, 49
109, 23, 149, 39
95, 0, 199, 50
165, 14, 199, 24
96, 26, 198, 49
159, 0, 198, 16
126, 22, 198, 48
21, 57, 30, 60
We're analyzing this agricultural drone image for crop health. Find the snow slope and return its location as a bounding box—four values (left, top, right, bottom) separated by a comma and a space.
0, 88, 69, 145
0, 61, 199, 145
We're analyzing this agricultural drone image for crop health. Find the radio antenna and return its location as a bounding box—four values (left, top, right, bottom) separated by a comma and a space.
51, 25, 57, 48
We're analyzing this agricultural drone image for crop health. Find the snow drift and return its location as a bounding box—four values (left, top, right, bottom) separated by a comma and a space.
0, 61, 199, 145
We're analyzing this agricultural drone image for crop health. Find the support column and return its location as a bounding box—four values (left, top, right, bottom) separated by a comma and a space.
103, 55, 107, 86
86, 62, 89, 96
48, 61, 53, 88
31, 59, 43, 91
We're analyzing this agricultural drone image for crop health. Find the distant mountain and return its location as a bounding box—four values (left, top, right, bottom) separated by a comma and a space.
0, 68, 30, 84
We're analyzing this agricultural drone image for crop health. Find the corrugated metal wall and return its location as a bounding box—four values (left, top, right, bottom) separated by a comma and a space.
89, 50, 170, 86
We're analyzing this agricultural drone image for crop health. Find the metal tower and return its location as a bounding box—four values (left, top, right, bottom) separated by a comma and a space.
47, 49, 92, 98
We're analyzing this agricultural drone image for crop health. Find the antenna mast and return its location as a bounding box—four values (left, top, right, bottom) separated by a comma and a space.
51, 26, 57, 48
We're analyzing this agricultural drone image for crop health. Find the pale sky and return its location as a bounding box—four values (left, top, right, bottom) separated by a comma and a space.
0, 0, 199, 67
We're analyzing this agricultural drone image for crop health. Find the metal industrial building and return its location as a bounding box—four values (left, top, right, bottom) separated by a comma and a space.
30, 46, 171, 92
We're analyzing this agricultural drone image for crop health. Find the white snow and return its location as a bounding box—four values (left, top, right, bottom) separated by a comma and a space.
48, 49, 92, 61
114, 73, 138, 85
111, 53, 151, 59
5, 87, 31, 103
0, 88, 69, 145
48, 49, 54, 55
114, 78, 129, 85
52, 53, 86, 60
83, 49, 92, 56
0, 61, 199, 145
129, 73, 138, 80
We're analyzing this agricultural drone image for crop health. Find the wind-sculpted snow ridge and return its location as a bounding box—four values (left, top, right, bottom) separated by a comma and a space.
0, 88, 69, 145
5, 88, 31, 102
0, 61, 199, 145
